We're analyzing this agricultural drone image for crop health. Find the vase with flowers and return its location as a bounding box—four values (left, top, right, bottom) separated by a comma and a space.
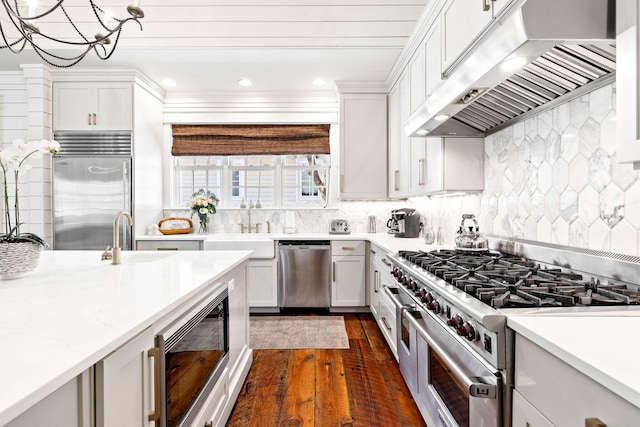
190, 189, 219, 234
1, 138, 61, 279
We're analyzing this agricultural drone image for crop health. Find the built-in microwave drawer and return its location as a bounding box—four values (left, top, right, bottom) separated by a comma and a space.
331, 240, 366, 256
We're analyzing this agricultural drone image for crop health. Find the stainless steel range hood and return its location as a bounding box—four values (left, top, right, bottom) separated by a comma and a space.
405, 0, 616, 138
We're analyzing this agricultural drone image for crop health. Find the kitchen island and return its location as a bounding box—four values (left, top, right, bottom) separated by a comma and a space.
0, 250, 252, 426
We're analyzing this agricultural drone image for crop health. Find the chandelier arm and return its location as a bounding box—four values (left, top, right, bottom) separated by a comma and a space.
0, 22, 28, 51
0, 1, 144, 67
3, 0, 66, 21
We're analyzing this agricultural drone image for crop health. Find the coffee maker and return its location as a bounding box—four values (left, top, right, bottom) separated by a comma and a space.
387, 208, 422, 238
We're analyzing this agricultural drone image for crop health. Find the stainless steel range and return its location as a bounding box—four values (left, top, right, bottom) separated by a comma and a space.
385, 237, 640, 427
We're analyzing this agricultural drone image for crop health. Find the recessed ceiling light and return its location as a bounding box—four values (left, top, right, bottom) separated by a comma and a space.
238, 78, 253, 87
434, 114, 449, 121
312, 78, 325, 86
500, 56, 528, 72
162, 78, 176, 87
416, 129, 429, 136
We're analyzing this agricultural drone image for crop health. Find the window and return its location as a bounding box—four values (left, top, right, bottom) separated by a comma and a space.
174, 155, 329, 208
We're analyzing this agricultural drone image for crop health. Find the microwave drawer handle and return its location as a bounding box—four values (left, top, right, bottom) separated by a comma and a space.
148, 347, 161, 423
405, 312, 497, 399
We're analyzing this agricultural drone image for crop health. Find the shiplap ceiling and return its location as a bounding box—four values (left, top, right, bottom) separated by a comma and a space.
0, 0, 428, 93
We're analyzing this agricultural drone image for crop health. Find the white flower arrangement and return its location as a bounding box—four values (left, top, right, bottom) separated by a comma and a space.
0, 138, 61, 244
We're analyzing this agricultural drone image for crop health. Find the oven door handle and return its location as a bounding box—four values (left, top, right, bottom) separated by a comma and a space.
148, 347, 161, 424
404, 310, 497, 399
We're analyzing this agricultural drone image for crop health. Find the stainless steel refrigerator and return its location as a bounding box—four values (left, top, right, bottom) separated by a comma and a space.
52, 132, 133, 250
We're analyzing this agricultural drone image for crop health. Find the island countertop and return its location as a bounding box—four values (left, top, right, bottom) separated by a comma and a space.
0, 250, 251, 425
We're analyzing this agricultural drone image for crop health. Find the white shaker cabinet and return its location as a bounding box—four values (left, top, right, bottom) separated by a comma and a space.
425, 19, 443, 98
388, 82, 405, 198
337, 90, 388, 200
331, 241, 366, 307
424, 137, 484, 194
53, 82, 133, 131
514, 334, 640, 426
95, 326, 156, 427
6, 370, 93, 427
441, 0, 493, 72
441, 0, 515, 74
247, 259, 278, 308
617, 0, 640, 165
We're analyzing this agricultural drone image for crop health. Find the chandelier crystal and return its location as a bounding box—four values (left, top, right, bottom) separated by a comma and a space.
0, 0, 144, 68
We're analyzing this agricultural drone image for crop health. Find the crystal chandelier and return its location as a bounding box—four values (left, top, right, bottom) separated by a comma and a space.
0, 1, 144, 68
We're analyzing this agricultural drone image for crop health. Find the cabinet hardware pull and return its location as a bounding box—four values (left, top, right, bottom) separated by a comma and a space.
157, 247, 179, 251
382, 258, 392, 267
585, 418, 606, 427
92, 113, 97, 126
482, 0, 490, 11
148, 347, 161, 423
374, 270, 379, 292
333, 261, 336, 282
371, 249, 376, 254
342, 246, 354, 250
87, 113, 92, 125
381, 317, 391, 330
418, 158, 426, 186
394, 170, 400, 191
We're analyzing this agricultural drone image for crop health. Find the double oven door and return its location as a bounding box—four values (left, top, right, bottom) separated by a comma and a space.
399, 307, 502, 427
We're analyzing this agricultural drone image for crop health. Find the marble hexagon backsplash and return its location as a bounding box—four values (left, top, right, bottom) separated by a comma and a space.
476, 82, 640, 256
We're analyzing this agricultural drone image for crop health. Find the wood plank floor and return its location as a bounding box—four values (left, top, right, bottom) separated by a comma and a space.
226, 313, 427, 427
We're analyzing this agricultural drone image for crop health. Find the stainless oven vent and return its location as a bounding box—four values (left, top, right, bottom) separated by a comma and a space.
452, 44, 616, 134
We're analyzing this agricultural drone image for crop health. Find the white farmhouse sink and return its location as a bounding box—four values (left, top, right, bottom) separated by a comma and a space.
203, 235, 275, 258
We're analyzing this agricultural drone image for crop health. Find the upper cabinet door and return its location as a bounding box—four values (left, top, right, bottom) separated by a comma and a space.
53, 85, 93, 131
53, 82, 133, 131
339, 93, 388, 200
617, 0, 640, 165
409, 47, 425, 114
95, 84, 133, 130
425, 19, 443, 98
441, 0, 493, 72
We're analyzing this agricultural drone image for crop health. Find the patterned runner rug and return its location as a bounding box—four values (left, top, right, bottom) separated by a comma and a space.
249, 316, 349, 349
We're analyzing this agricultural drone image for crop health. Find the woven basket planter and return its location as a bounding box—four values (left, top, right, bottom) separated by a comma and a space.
0, 241, 42, 279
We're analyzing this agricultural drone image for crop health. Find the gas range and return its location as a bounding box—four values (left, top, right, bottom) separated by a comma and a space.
387, 243, 640, 370
387, 238, 640, 427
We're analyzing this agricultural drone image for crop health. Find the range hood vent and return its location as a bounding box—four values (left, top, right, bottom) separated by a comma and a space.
405, 0, 616, 138
452, 44, 615, 134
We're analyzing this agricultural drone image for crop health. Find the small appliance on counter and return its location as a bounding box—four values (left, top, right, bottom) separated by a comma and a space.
329, 219, 350, 234
454, 213, 488, 252
387, 208, 422, 238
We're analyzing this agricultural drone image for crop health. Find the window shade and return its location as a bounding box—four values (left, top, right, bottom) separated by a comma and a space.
171, 124, 331, 156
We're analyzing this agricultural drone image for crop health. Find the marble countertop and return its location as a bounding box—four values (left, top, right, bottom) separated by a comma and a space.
0, 250, 251, 425
507, 315, 640, 408
136, 232, 437, 254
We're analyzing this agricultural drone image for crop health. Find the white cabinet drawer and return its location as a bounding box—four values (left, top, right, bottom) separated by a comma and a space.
331, 240, 366, 256
136, 240, 203, 250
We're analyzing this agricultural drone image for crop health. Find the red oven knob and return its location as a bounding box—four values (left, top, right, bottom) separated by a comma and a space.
427, 300, 441, 314
421, 292, 434, 304
415, 288, 426, 297
447, 314, 464, 328
456, 322, 478, 341
409, 280, 419, 290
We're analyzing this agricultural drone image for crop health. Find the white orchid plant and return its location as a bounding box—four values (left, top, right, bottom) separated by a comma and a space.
0, 138, 61, 245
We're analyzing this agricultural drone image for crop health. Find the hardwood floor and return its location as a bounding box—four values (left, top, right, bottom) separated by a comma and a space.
226, 313, 427, 427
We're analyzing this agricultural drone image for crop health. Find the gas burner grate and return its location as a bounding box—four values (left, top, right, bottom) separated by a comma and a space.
396, 248, 640, 308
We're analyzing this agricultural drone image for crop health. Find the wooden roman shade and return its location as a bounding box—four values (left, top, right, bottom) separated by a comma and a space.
171, 124, 330, 156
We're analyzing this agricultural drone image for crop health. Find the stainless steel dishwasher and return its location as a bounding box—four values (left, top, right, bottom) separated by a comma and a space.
278, 240, 331, 309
